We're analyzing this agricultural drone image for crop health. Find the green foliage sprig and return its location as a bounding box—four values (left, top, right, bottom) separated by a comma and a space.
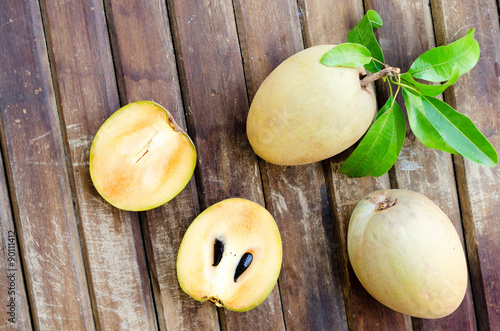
320, 10, 498, 178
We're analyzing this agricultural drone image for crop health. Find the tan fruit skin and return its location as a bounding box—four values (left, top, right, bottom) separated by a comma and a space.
246, 45, 377, 166
347, 189, 468, 319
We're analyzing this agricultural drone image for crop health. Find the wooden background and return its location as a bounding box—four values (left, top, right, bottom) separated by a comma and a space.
0, 0, 499, 330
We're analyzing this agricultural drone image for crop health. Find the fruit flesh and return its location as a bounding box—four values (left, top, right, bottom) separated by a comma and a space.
177, 198, 282, 312
347, 189, 468, 318
89, 101, 196, 211
246, 45, 377, 166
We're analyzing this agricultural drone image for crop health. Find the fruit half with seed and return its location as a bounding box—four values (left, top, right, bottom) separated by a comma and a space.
89, 101, 196, 211
176, 198, 282, 312
348, 189, 468, 318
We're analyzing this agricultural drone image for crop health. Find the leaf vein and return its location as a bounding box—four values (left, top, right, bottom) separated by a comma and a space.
422, 96, 487, 157
344, 109, 393, 175
410, 43, 474, 77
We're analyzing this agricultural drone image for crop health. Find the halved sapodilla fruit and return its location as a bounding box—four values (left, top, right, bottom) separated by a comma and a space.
177, 198, 282, 312
348, 189, 468, 319
89, 101, 196, 211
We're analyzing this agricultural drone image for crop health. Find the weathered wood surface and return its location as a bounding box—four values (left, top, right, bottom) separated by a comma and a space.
39, 0, 157, 329
0, 0, 498, 330
0, 145, 31, 330
430, 0, 500, 329
0, 0, 94, 329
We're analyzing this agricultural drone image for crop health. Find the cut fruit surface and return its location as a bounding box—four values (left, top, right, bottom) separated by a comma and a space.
89, 101, 196, 211
177, 198, 282, 312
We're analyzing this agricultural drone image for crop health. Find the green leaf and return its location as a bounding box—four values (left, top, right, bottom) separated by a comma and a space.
400, 66, 459, 96
369, 101, 406, 177
408, 29, 480, 82
366, 10, 383, 28
375, 93, 394, 120
420, 95, 498, 166
402, 88, 458, 154
393, 102, 406, 160
346, 10, 384, 73
320, 43, 372, 68
340, 97, 406, 177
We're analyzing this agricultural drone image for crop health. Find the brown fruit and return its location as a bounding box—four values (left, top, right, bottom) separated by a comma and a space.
246, 45, 377, 165
348, 189, 468, 318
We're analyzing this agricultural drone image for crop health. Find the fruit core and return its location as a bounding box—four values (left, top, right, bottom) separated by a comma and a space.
176, 198, 282, 311
212, 238, 253, 282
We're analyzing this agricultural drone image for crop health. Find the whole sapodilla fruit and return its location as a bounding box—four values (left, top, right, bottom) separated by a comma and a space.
177, 198, 282, 311
89, 101, 196, 211
347, 189, 468, 318
246, 45, 377, 166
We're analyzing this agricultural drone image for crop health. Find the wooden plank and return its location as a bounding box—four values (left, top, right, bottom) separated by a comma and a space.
233, 0, 348, 329
297, 0, 413, 329
0, 0, 94, 329
165, 0, 285, 329
38, 0, 158, 329
0, 154, 32, 329
103, 0, 220, 328
262, 164, 348, 329
430, 0, 500, 328
363, 1, 478, 329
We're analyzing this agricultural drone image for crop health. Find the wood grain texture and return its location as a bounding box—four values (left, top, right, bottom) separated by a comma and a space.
233, 0, 348, 329
165, 0, 285, 329
298, 0, 365, 47
0, 153, 31, 329
39, 0, 158, 329
103, 0, 219, 328
430, 0, 500, 328
263, 164, 348, 330
297, 0, 412, 329
233, 0, 303, 101
0, 0, 94, 329
0, 0, 497, 328
364, 0, 477, 329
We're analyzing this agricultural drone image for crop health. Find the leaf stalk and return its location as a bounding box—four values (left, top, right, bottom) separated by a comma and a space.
360, 65, 401, 88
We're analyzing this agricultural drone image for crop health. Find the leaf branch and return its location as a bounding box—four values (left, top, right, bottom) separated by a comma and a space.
360, 65, 401, 88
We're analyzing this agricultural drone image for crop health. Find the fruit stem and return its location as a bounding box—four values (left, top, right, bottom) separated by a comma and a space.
209, 297, 224, 307
376, 198, 397, 211
360, 65, 401, 88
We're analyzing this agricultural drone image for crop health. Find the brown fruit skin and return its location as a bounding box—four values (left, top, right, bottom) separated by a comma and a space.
347, 189, 468, 319
246, 45, 377, 166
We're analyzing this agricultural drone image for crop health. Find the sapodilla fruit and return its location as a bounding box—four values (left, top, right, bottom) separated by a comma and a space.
347, 189, 468, 318
177, 198, 282, 312
89, 101, 196, 211
246, 45, 377, 166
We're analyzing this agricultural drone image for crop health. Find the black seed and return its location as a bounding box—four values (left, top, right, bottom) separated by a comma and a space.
213, 239, 224, 267
234, 252, 253, 282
